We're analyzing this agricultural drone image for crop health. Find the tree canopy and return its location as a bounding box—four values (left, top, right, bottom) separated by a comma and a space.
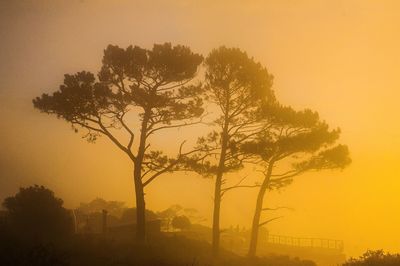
242, 104, 351, 189
189, 46, 275, 176
33, 43, 204, 159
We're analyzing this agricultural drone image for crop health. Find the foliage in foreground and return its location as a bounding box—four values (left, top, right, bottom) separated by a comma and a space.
343, 250, 400, 266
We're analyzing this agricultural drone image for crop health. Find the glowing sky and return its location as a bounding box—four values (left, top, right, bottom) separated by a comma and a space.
1, 0, 400, 257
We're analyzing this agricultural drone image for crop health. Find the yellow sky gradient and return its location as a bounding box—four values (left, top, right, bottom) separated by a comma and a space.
1, 0, 400, 257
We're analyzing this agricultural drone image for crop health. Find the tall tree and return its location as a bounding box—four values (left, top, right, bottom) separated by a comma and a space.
189, 47, 275, 256
242, 105, 351, 258
33, 43, 204, 243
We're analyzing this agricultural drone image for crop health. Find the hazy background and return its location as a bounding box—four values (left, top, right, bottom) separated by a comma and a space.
1, 0, 399, 257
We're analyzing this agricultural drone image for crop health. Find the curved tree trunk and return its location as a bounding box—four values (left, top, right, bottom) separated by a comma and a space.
248, 184, 267, 257
248, 160, 274, 258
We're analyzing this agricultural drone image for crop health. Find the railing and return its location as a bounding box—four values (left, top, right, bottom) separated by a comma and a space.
266, 234, 344, 251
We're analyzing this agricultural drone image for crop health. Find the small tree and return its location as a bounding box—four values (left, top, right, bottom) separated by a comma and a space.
33, 43, 204, 243
242, 105, 351, 257
157, 204, 183, 231
3, 185, 73, 241
189, 47, 275, 256
171, 215, 191, 231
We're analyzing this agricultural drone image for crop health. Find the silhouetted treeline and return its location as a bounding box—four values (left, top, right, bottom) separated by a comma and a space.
3, 185, 397, 266
0, 185, 318, 266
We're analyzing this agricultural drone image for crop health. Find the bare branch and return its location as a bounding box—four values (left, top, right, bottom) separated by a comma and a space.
118, 112, 135, 151
220, 175, 260, 196
269, 170, 305, 183
146, 115, 206, 137
259, 216, 284, 227
97, 116, 134, 160
262, 206, 294, 212
71, 120, 104, 134
142, 162, 176, 187
156, 78, 194, 91
221, 184, 260, 197
271, 169, 298, 177
142, 141, 186, 187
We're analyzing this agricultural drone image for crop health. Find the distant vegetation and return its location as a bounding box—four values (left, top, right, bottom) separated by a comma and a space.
171, 215, 191, 231
0, 185, 318, 266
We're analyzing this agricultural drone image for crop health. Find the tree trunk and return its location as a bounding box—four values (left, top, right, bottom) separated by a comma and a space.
212, 171, 223, 257
133, 166, 146, 243
212, 118, 229, 257
248, 160, 274, 258
248, 184, 267, 257
133, 109, 151, 244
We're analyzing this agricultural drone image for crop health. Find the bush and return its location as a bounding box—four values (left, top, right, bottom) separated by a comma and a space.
2, 185, 73, 241
343, 250, 400, 266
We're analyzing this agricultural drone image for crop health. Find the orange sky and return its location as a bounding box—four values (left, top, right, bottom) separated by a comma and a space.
1, 0, 400, 257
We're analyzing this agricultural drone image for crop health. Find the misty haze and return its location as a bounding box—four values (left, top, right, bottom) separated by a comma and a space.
1, 1, 399, 266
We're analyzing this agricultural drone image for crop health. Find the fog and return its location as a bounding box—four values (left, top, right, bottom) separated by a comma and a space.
1, 0, 400, 259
